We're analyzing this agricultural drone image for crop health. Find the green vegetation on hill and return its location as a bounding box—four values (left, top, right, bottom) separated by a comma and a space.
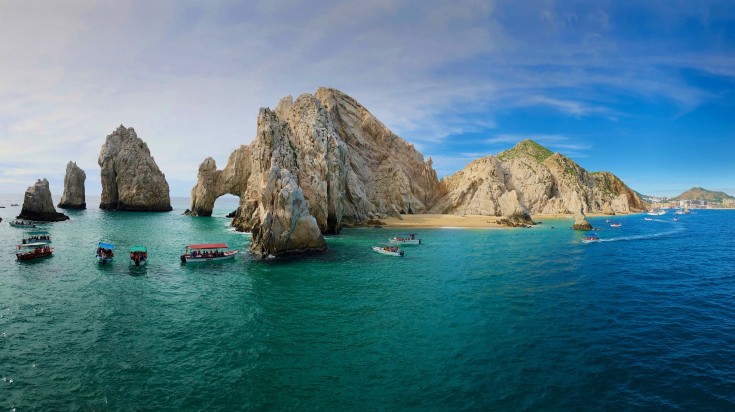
497, 139, 554, 163
671, 187, 735, 203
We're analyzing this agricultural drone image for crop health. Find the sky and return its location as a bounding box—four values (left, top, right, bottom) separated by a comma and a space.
1, 0, 733, 198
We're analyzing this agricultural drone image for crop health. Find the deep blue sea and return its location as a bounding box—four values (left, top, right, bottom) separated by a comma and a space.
1, 195, 734, 410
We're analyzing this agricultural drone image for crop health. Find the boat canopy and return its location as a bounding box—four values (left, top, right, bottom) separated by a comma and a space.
130, 245, 147, 252
188, 243, 228, 250
26, 231, 49, 236
19, 242, 49, 248
99, 242, 115, 250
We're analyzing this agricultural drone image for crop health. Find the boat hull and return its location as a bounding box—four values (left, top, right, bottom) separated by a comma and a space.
96, 256, 114, 264
181, 250, 238, 263
372, 246, 404, 257
130, 258, 148, 267
16, 250, 53, 261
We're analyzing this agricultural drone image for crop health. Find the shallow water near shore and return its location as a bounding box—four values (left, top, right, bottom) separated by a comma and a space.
1, 195, 734, 410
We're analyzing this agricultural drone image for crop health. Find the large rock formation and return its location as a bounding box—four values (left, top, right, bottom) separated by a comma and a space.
18, 178, 69, 221
188, 87, 441, 257
58, 161, 86, 209
431, 139, 646, 216
98, 125, 172, 211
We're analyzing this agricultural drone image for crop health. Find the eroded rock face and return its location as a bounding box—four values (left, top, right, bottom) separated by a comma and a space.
188, 88, 440, 257
98, 125, 172, 211
432, 139, 646, 216
18, 178, 69, 221
58, 161, 86, 209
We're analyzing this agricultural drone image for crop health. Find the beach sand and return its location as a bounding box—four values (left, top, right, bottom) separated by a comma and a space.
380, 213, 607, 229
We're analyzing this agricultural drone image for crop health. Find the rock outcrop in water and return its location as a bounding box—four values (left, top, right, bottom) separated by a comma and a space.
58, 161, 86, 209
188, 87, 441, 257
189, 89, 645, 257
18, 178, 69, 221
430, 140, 646, 217
98, 125, 172, 211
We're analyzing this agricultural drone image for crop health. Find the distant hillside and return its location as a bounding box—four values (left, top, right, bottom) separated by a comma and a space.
671, 187, 735, 203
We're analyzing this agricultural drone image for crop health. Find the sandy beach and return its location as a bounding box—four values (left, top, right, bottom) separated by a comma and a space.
380, 213, 582, 229
378, 213, 626, 229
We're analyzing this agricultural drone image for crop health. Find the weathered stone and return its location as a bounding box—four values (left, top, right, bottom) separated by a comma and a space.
571, 215, 593, 230
18, 178, 69, 222
188, 88, 440, 258
58, 161, 86, 209
432, 139, 646, 217
98, 125, 172, 211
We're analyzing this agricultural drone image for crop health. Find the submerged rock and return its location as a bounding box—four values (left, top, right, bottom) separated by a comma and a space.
18, 178, 69, 222
98, 125, 172, 211
58, 161, 86, 209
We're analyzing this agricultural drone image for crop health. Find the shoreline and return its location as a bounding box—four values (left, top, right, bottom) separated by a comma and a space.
379, 213, 628, 229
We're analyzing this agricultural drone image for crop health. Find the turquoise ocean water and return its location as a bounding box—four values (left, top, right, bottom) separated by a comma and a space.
1, 195, 734, 410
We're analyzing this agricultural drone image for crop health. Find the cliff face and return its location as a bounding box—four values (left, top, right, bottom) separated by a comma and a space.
18, 178, 69, 221
58, 161, 86, 209
188, 88, 441, 257
431, 140, 645, 216
98, 125, 172, 211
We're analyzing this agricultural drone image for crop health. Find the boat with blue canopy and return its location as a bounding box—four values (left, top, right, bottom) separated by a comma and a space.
96, 242, 115, 264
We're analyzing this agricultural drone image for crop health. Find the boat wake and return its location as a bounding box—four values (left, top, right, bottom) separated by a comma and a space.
595, 225, 684, 243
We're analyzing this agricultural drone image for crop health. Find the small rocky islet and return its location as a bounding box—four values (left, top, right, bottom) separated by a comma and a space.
20, 87, 645, 259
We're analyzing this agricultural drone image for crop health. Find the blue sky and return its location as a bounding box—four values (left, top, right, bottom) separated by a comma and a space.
0, 0, 733, 198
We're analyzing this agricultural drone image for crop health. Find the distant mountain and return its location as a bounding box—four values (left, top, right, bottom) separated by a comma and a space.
671, 187, 735, 203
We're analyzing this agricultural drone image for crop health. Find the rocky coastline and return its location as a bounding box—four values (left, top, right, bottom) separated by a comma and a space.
18, 178, 69, 222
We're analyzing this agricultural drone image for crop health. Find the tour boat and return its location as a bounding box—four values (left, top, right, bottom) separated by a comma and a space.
22, 230, 51, 244
9, 220, 36, 228
389, 234, 421, 245
16, 242, 53, 261
180, 243, 238, 263
583, 233, 599, 242
96, 242, 115, 264
372, 245, 404, 257
647, 209, 666, 216
129, 245, 148, 267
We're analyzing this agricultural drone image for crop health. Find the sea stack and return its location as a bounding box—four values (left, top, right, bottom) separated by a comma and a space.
98, 125, 172, 211
58, 161, 86, 209
18, 178, 69, 221
188, 87, 441, 258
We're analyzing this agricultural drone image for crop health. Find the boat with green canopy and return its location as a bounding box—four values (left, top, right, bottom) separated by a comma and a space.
22, 230, 51, 244
129, 245, 148, 267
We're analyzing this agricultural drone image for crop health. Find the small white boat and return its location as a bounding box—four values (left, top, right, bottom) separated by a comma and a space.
96, 242, 115, 264
647, 209, 666, 216
610, 223, 622, 228
644, 217, 653, 221
9, 220, 36, 228
372, 246, 404, 257
389, 234, 421, 245
180, 243, 238, 263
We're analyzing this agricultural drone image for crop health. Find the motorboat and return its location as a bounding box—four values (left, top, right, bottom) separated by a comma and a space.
129, 245, 148, 267
180, 243, 238, 263
647, 209, 666, 216
16, 242, 53, 261
96, 242, 115, 264
644, 217, 653, 221
372, 245, 404, 257
22, 230, 51, 244
9, 220, 36, 228
610, 223, 622, 228
10, 203, 19, 207
389, 234, 421, 245
582, 233, 599, 242
673, 217, 679, 222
